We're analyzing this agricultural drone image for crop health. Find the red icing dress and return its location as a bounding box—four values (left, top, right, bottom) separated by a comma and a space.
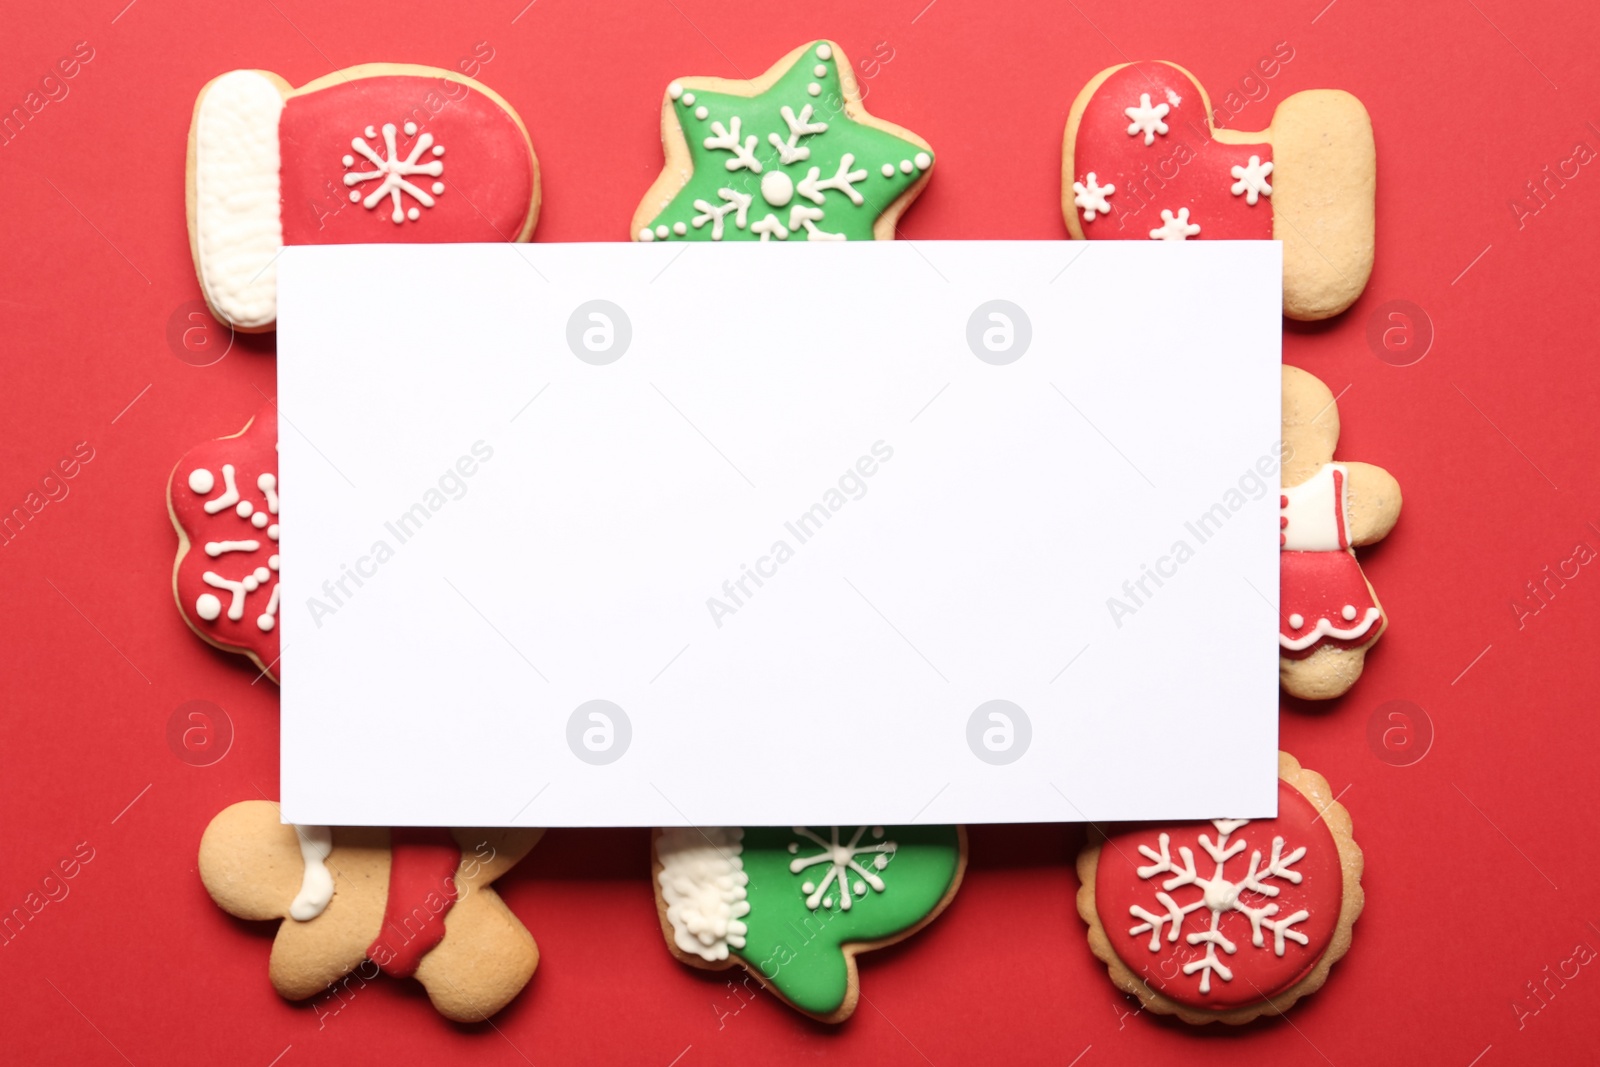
1094, 780, 1344, 1011
1279, 463, 1382, 658
1070, 61, 1274, 241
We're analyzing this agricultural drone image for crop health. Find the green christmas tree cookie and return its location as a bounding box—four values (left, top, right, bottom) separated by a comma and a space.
653, 824, 965, 1022
631, 41, 935, 242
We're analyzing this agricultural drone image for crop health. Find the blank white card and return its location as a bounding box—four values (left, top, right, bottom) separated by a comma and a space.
277, 241, 1282, 827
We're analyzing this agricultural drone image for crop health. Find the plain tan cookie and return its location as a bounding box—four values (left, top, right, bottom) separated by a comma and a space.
198, 800, 542, 1022
1077, 751, 1363, 1025
1062, 60, 1375, 320
1280, 365, 1402, 699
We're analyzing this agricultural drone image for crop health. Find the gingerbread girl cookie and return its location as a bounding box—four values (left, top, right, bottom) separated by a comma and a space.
199, 800, 542, 1022
187, 64, 541, 330
1062, 60, 1375, 320
1077, 751, 1363, 1025
168, 402, 282, 683
632, 41, 934, 243
653, 824, 965, 1022
1280, 365, 1401, 700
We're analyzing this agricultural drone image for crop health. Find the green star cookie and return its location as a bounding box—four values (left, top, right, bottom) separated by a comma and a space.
632, 41, 935, 242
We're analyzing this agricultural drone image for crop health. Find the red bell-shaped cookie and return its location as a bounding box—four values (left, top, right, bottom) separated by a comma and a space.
187, 64, 540, 331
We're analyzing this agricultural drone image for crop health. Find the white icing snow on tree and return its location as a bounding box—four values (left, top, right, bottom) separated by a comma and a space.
1126, 818, 1310, 994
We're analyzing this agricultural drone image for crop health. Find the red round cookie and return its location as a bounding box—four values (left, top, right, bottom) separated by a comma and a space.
1094, 779, 1342, 1011
1072, 62, 1273, 240
170, 404, 281, 680
279, 74, 536, 244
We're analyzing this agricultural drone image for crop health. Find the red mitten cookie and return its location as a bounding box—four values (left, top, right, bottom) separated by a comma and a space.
1077, 751, 1362, 1025
1280, 366, 1402, 699
168, 402, 282, 683
187, 64, 541, 331
1062, 60, 1374, 320
199, 800, 542, 1022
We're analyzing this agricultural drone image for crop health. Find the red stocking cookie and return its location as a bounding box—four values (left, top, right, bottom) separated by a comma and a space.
199, 801, 542, 1022
187, 64, 541, 331
1077, 751, 1363, 1025
1280, 366, 1402, 699
168, 402, 282, 683
1062, 60, 1375, 320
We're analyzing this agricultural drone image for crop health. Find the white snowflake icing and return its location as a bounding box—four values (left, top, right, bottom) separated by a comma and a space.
1127, 819, 1310, 995
787, 826, 896, 911
691, 188, 752, 239
768, 104, 828, 164
798, 153, 868, 206
1073, 171, 1116, 222
703, 117, 763, 173
1230, 155, 1274, 205
1149, 207, 1200, 241
344, 122, 446, 224
191, 463, 281, 632
1124, 93, 1170, 146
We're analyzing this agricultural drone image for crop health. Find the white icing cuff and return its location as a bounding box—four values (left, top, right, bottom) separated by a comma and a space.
656, 826, 750, 961
1279, 606, 1381, 652
194, 70, 284, 329
288, 824, 334, 920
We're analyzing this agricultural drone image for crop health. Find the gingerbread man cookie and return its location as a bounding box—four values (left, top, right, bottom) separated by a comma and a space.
653, 824, 965, 1022
1280, 365, 1401, 700
1062, 60, 1375, 320
168, 402, 282, 683
632, 41, 934, 243
1077, 751, 1363, 1025
199, 801, 542, 1022
187, 64, 541, 331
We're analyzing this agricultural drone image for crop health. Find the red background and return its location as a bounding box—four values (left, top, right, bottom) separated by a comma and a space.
3, 0, 1597, 1063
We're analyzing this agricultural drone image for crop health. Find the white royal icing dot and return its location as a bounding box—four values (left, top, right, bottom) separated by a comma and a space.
761, 170, 795, 207
257, 614, 276, 632
682, 92, 696, 106
816, 44, 832, 59
196, 593, 222, 621
694, 105, 708, 120
668, 81, 683, 99
673, 221, 687, 236
188, 468, 215, 494
403, 121, 417, 136
341, 154, 354, 167
814, 64, 827, 77
432, 145, 445, 157
269, 554, 280, 571
236, 500, 253, 518
655, 225, 669, 239
881, 163, 895, 178
267, 524, 280, 541
1342, 604, 1358, 621
808, 82, 821, 97
364, 125, 376, 139
243, 575, 259, 592
432, 182, 445, 195
407, 207, 420, 221
349, 190, 360, 203
915, 152, 931, 169
251, 511, 269, 529
900, 159, 914, 174
1289, 613, 1304, 629
254, 566, 271, 582
640, 227, 655, 241
802, 881, 815, 893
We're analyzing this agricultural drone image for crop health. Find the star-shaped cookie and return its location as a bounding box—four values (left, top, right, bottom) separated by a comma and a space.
632, 41, 934, 242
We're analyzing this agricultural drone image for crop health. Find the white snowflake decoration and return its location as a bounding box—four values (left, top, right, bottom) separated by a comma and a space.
344, 121, 446, 224
1124, 92, 1170, 146
1149, 207, 1200, 241
190, 462, 281, 632
1230, 155, 1274, 205
788, 826, 896, 911
1127, 819, 1310, 995
1073, 171, 1116, 222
